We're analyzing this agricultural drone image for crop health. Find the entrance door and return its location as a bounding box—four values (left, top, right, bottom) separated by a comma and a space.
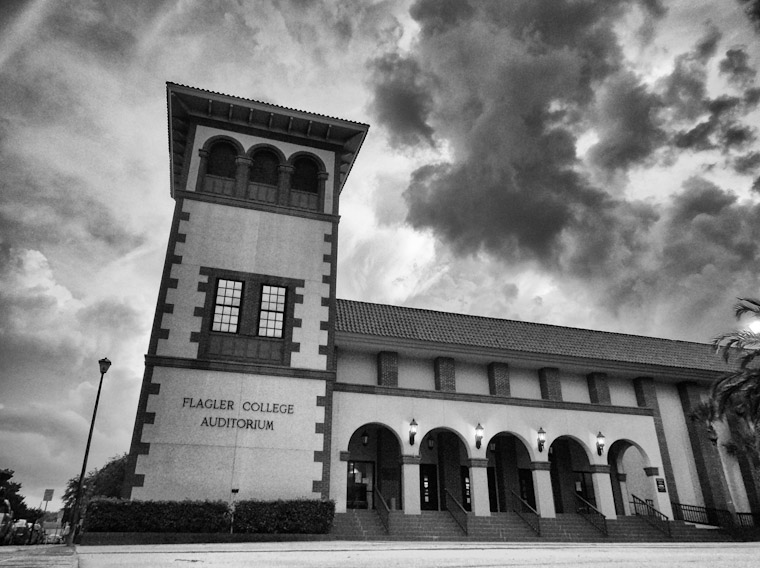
420, 464, 439, 510
347, 461, 374, 509
487, 466, 499, 512
518, 468, 536, 510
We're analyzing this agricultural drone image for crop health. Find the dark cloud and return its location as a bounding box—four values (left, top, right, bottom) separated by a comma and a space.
367, 0, 760, 340
587, 72, 665, 171
368, 52, 436, 148
660, 26, 720, 121
719, 48, 757, 85
737, 0, 760, 31
734, 151, 760, 173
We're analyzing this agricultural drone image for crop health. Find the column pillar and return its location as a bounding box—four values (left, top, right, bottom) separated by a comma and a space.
589, 464, 617, 519
487, 362, 510, 396
530, 461, 555, 518
234, 156, 252, 198
618, 473, 631, 515
195, 148, 209, 192
677, 382, 733, 512
468, 458, 491, 517
633, 376, 680, 504
317, 171, 329, 213
335, 451, 351, 513
538, 367, 562, 401
278, 164, 294, 206
401, 455, 421, 515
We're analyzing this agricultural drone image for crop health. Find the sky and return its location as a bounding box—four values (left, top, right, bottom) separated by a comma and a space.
0, 0, 759, 511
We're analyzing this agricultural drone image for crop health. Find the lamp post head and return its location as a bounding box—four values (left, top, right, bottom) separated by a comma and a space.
596, 431, 606, 456
409, 419, 418, 446
99, 358, 112, 375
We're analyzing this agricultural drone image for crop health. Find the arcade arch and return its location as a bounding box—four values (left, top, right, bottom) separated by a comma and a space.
345, 423, 401, 510
608, 439, 653, 515
485, 432, 536, 512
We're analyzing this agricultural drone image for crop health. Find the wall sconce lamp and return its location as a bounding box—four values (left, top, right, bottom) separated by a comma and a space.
361, 430, 369, 446
537, 427, 546, 453
475, 423, 484, 449
409, 419, 418, 446
428, 437, 435, 450
596, 431, 606, 456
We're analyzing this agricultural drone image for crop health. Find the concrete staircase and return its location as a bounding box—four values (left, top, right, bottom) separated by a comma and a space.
467, 512, 541, 542
330, 509, 387, 540
331, 510, 740, 543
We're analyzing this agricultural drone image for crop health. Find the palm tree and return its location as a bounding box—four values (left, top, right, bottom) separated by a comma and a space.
712, 298, 760, 459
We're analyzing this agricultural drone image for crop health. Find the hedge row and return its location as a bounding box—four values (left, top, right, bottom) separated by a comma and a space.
84, 498, 334, 534
233, 499, 334, 534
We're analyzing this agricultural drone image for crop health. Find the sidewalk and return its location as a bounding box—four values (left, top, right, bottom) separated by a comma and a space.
0, 545, 77, 568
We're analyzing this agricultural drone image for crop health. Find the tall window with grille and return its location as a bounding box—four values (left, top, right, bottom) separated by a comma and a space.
258, 285, 286, 338
212, 279, 243, 333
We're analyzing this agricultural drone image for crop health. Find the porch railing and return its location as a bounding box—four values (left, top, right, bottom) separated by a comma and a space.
574, 493, 607, 536
443, 489, 469, 535
671, 501, 734, 529
631, 494, 671, 537
373, 488, 391, 533
509, 490, 541, 535
737, 512, 760, 528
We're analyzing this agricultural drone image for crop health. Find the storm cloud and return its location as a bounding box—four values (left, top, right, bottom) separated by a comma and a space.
368, 0, 760, 336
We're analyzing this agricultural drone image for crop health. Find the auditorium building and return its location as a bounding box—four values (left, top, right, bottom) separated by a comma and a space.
122, 83, 758, 538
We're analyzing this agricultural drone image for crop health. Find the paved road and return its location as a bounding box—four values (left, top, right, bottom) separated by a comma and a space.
76, 542, 760, 568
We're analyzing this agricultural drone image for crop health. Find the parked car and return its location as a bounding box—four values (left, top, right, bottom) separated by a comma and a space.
9, 520, 42, 545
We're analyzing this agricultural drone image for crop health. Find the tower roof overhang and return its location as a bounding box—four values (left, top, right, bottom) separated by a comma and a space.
166, 82, 369, 197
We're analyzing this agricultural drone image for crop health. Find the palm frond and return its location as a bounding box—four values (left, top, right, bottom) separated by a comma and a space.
735, 298, 760, 319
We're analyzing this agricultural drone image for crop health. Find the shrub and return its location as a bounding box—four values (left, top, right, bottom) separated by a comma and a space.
233, 499, 335, 534
83, 498, 334, 534
84, 499, 230, 533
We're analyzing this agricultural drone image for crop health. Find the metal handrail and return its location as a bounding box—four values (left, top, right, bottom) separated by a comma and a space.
671, 501, 734, 528
373, 488, 390, 533
443, 489, 469, 535
509, 490, 541, 535
631, 494, 671, 537
573, 493, 607, 535
737, 512, 759, 528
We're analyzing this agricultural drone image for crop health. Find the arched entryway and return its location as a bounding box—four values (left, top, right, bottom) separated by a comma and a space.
419, 428, 470, 511
608, 439, 652, 515
549, 436, 594, 513
485, 433, 535, 512
346, 424, 402, 510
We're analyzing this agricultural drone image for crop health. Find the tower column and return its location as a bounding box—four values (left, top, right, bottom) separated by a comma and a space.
278, 164, 294, 206
235, 156, 252, 198
468, 458, 491, 516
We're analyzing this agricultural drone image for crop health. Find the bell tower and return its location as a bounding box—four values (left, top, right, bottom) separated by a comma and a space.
123, 83, 368, 502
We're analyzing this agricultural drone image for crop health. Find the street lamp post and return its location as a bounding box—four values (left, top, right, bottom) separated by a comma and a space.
67, 357, 111, 547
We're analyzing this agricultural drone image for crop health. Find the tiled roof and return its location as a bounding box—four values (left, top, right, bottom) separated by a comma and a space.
335, 299, 729, 373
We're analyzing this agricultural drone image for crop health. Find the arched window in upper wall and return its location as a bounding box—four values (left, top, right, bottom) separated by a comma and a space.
207, 141, 237, 178
250, 149, 280, 186
291, 156, 319, 193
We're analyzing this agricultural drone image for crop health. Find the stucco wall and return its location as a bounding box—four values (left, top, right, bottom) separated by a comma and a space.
608, 376, 638, 407
510, 367, 542, 399
134, 367, 325, 502
561, 372, 590, 403
457, 361, 490, 395
158, 199, 331, 370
